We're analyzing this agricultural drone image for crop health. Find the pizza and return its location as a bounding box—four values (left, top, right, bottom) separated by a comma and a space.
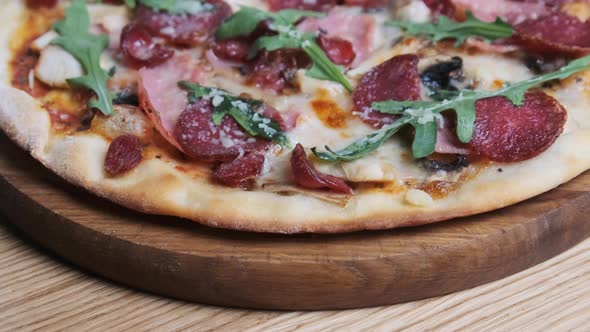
1, 0, 590, 233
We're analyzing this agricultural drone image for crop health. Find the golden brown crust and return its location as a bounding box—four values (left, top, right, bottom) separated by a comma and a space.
2, 1, 590, 233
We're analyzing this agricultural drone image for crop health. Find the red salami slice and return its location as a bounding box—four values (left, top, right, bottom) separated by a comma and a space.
317, 35, 356, 67
120, 23, 174, 67
104, 134, 143, 176
135, 0, 231, 46
469, 91, 567, 163
291, 144, 352, 194
352, 54, 421, 127
515, 13, 590, 57
266, 0, 337, 12
174, 100, 270, 162
214, 152, 266, 187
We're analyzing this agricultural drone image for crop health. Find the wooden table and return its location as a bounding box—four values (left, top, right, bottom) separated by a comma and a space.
1, 218, 589, 331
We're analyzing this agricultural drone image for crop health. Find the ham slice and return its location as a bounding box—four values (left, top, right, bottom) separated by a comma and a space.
298, 8, 377, 67
137, 55, 206, 150
450, 0, 549, 24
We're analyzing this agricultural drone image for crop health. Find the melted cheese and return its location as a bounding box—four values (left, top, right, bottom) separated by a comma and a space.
458, 53, 534, 90
35, 45, 83, 87
394, 0, 432, 23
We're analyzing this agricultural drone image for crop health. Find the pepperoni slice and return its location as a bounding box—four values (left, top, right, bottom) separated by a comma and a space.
104, 135, 143, 176
291, 144, 352, 194
469, 91, 567, 163
317, 35, 356, 67
266, 0, 337, 12
352, 54, 421, 127
515, 13, 590, 57
214, 152, 266, 187
135, 1, 232, 46
120, 23, 174, 68
174, 100, 270, 162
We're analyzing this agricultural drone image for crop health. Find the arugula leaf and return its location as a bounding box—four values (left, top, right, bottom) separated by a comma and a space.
313, 55, 590, 161
389, 12, 513, 46
51, 0, 114, 116
127, 0, 213, 14
178, 81, 290, 146
216, 7, 352, 92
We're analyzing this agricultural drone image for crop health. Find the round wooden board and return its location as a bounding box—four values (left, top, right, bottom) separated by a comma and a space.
1, 133, 590, 311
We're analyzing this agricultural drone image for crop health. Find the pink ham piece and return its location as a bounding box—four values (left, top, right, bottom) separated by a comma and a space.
435, 118, 470, 155
514, 13, 590, 57
352, 54, 421, 127
291, 144, 352, 194
298, 8, 377, 67
449, 0, 549, 24
138, 55, 206, 151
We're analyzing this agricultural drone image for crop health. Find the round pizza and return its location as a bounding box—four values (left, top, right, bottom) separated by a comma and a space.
1, 0, 590, 233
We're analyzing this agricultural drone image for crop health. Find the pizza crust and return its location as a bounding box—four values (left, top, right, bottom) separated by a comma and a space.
2, 1, 590, 233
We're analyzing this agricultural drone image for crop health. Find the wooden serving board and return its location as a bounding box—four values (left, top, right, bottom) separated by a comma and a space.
1, 132, 590, 311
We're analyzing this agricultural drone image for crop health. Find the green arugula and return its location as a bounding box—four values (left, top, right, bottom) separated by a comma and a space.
389, 12, 513, 46
216, 7, 353, 92
313, 55, 590, 161
51, 0, 114, 116
179, 81, 290, 146
124, 0, 213, 14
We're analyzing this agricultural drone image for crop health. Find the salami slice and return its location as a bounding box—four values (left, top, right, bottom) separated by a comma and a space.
515, 13, 590, 57
352, 54, 421, 127
469, 91, 567, 162
317, 35, 356, 67
104, 134, 143, 176
214, 152, 266, 187
135, 0, 232, 46
120, 23, 174, 67
291, 144, 352, 194
174, 100, 270, 162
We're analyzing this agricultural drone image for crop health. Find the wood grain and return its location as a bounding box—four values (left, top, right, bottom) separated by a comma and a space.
1, 130, 590, 311
1, 221, 589, 331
